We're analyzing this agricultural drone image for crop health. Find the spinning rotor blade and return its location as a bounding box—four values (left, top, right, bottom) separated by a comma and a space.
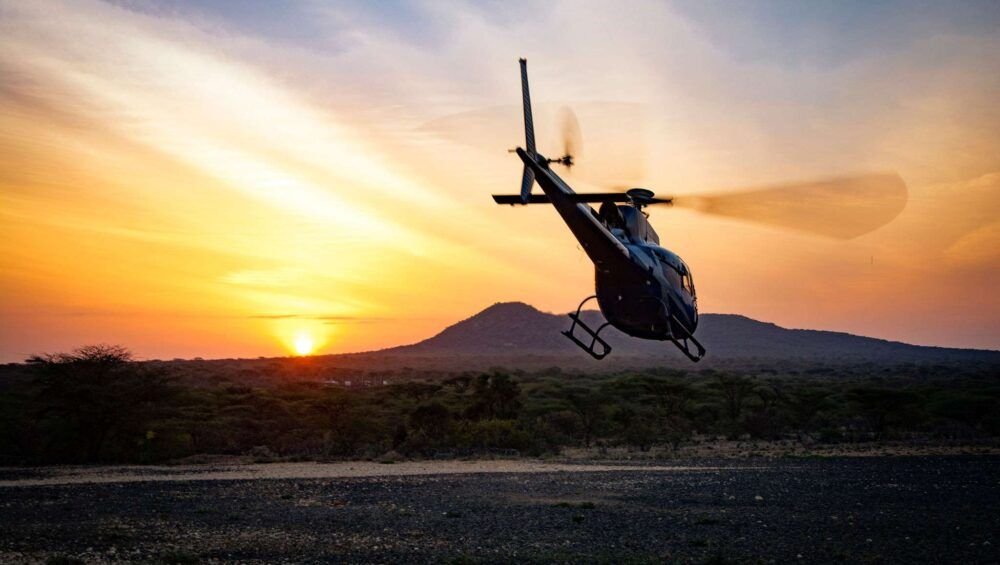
420, 102, 645, 186
673, 173, 908, 239
558, 107, 582, 163
629, 194, 673, 206
493, 187, 673, 205
493, 192, 631, 205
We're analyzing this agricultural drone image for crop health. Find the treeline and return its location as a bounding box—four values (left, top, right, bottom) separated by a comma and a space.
0, 345, 998, 464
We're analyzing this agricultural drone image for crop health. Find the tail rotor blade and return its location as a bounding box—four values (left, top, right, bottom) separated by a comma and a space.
420, 102, 645, 186
559, 107, 582, 165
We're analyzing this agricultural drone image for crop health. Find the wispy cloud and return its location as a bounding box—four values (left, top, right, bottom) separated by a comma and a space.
0, 0, 997, 358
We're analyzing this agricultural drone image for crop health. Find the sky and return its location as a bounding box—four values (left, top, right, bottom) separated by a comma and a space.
0, 0, 998, 361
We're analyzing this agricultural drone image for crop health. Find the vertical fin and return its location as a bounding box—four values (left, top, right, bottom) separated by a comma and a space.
519, 58, 535, 156
519, 58, 536, 203
519, 166, 536, 203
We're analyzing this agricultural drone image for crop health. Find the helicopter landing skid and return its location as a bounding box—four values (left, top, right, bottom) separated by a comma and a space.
663, 308, 706, 363
562, 296, 612, 360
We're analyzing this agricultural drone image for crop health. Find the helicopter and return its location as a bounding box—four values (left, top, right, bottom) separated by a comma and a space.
492, 59, 907, 362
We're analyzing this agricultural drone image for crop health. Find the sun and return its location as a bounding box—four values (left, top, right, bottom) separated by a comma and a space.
292, 332, 316, 356
274, 320, 330, 357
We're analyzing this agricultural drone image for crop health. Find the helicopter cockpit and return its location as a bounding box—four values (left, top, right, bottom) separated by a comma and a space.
652, 247, 696, 299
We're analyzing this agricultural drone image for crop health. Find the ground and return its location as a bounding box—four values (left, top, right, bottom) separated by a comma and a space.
1, 457, 998, 564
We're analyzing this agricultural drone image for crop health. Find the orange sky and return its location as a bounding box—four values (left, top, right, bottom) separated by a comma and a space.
0, 0, 997, 361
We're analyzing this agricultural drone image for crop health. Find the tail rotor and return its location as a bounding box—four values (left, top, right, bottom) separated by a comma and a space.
545, 107, 581, 169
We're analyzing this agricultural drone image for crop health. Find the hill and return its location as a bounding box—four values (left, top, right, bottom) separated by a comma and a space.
385, 302, 998, 364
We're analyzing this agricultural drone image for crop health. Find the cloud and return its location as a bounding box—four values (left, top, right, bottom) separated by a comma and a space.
248, 313, 382, 324
0, 0, 997, 357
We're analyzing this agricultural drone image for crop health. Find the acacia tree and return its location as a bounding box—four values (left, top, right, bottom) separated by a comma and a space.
317, 389, 377, 456
466, 373, 523, 420
408, 401, 453, 448
712, 374, 757, 434
564, 387, 609, 447
848, 388, 922, 439
28, 344, 173, 462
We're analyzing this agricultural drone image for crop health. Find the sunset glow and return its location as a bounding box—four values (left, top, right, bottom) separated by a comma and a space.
0, 0, 997, 361
292, 332, 317, 357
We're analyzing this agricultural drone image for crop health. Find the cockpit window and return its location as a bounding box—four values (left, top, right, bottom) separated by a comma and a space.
652, 248, 695, 297
672, 262, 695, 298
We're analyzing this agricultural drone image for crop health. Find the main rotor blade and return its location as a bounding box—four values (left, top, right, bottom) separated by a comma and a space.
493, 192, 633, 205
673, 173, 908, 239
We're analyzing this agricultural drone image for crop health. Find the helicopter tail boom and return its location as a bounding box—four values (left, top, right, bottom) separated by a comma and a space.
514, 148, 631, 270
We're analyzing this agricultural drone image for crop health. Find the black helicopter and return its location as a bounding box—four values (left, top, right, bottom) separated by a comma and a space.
492, 59, 907, 362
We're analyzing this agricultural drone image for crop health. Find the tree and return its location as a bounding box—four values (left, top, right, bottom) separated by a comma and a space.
712, 374, 757, 431
774, 384, 832, 438
317, 390, 378, 456
564, 387, 609, 447
612, 406, 658, 451
28, 344, 173, 462
848, 387, 922, 439
466, 373, 522, 420
410, 401, 452, 439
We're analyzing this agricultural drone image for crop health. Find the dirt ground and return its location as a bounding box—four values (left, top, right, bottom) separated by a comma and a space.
1, 455, 998, 564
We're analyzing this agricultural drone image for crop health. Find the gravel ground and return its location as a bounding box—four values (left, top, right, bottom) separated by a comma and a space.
0, 456, 997, 564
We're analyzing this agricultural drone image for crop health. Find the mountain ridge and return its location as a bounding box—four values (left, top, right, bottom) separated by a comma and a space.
382, 301, 998, 363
